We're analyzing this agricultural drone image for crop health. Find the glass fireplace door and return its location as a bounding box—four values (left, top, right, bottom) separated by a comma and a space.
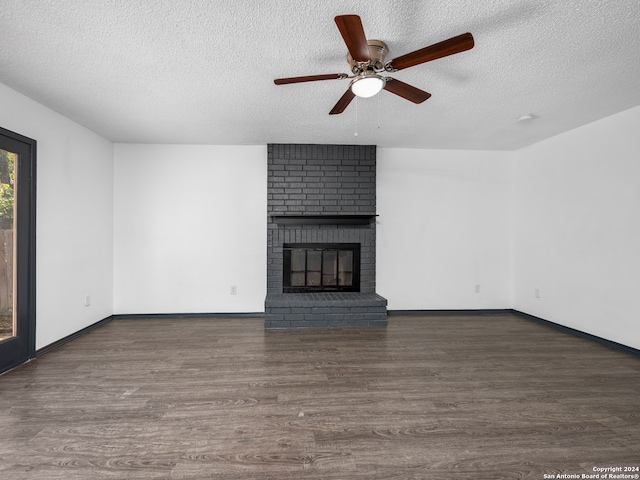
283, 244, 359, 293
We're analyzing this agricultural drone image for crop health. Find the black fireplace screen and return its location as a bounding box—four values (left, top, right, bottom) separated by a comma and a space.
283, 243, 360, 293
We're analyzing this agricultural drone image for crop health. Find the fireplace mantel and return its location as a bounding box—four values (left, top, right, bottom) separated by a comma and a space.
271, 215, 377, 226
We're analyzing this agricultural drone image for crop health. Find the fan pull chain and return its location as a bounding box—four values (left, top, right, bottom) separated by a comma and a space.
375, 93, 381, 133
354, 97, 359, 137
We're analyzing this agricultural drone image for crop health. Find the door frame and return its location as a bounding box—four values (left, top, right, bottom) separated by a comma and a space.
0, 126, 36, 375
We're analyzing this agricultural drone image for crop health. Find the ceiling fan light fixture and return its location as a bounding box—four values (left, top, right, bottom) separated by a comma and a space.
350, 74, 385, 98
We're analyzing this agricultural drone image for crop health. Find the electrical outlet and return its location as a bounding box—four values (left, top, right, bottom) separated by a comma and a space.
535, 288, 540, 299
84, 295, 91, 307
475, 284, 481, 294
230, 286, 237, 295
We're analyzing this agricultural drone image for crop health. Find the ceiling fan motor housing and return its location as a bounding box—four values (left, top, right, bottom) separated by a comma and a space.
348, 39, 389, 74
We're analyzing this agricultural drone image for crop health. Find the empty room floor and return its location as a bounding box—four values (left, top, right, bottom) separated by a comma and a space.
1, 314, 639, 479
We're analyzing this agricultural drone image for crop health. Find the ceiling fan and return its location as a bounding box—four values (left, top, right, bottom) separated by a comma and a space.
274, 14, 474, 115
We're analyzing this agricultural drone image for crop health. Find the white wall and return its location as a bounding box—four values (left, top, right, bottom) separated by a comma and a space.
4, 76, 638, 351
513, 105, 640, 350
113, 144, 267, 314
377, 148, 513, 310
0, 82, 114, 350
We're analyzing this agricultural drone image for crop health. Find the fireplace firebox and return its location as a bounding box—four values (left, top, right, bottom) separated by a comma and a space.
283, 243, 360, 293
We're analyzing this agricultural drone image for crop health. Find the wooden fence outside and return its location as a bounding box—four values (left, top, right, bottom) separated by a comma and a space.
0, 229, 13, 313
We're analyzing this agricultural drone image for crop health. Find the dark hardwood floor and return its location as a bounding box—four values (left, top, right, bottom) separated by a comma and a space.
1, 314, 639, 479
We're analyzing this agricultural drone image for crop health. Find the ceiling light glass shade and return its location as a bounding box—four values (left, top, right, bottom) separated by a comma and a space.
350, 75, 385, 98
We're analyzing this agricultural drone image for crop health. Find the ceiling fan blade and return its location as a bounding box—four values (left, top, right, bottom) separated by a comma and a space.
334, 14, 371, 63
383, 78, 431, 104
329, 88, 356, 115
388, 32, 474, 71
274, 74, 347, 85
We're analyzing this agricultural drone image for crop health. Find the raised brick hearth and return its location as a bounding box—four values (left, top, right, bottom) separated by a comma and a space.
264, 293, 387, 328
264, 144, 387, 328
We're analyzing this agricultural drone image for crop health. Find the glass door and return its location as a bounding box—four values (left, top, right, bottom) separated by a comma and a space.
0, 128, 36, 375
0, 147, 15, 343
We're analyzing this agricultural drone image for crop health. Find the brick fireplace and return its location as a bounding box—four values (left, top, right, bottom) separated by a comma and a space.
264, 144, 387, 328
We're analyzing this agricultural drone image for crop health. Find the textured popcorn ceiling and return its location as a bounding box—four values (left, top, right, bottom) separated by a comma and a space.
1, 0, 639, 150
